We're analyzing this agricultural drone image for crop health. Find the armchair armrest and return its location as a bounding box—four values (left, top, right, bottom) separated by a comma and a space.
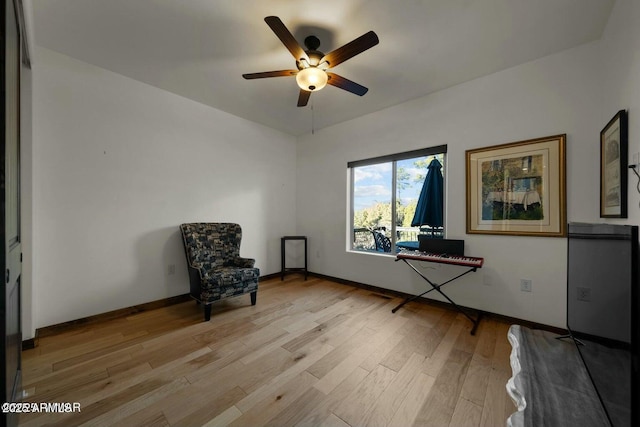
185, 262, 204, 297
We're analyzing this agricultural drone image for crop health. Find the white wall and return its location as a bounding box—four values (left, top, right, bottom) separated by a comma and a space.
601, 0, 640, 226
296, 41, 603, 328
31, 47, 297, 330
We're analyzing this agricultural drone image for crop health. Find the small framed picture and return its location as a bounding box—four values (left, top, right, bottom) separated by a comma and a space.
600, 110, 628, 218
466, 134, 566, 237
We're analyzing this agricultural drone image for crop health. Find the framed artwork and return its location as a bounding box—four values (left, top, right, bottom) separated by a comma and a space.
600, 110, 628, 218
466, 134, 566, 237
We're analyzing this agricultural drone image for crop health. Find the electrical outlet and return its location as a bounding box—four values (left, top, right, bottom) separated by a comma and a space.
520, 279, 532, 292
577, 287, 591, 302
167, 264, 176, 275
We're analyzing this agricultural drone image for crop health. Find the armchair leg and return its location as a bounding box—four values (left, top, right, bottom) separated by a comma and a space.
250, 291, 257, 306
204, 304, 212, 321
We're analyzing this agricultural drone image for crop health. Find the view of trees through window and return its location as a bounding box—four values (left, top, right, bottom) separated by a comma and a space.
350, 150, 446, 253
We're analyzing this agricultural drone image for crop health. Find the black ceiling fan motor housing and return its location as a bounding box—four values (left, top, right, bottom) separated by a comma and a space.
304, 35, 321, 50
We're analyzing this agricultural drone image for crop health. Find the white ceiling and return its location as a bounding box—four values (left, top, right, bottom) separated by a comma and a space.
29, 0, 615, 136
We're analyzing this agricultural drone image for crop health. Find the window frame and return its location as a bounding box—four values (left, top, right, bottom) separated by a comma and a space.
348, 145, 447, 255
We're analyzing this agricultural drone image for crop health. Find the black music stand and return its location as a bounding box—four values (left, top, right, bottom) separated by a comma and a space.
393, 256, 483, 335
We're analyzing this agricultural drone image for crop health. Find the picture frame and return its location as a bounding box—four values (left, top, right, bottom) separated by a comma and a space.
466, 134, 566, 237
600, 110, 628, 218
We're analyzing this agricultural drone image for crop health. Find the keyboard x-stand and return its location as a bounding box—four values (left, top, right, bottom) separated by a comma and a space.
393, 250, 485, 335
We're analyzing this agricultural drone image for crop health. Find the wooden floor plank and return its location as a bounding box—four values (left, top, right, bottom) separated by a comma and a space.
75, 377, 191, 427
460, 355, 493, 407
281, 313, 349, 352
19, 277, 513, 427
480, 366, 515, 427
201, 406, 242, 427
306, 326, 377, 380
112, 409, 171, 427
412, 348, 473, 426
167, 385, 247, 426
262, 385, 326, 427
379, 324, 431, 372
359, 331, 405, 372
450, 397, 484, 427
235, 342, 334, 413
313, 315, 408, 395
459, 319, 497, 406
229, 371, 317, 427
360, 352, 426, 427
317, 413, 351, 427
422, 316, 466, 377
294, 366, 369, 427
332, 363, 397, 426
387, 372, 436, 427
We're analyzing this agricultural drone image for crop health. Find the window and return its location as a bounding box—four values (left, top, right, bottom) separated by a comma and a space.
349, 145, 447, 254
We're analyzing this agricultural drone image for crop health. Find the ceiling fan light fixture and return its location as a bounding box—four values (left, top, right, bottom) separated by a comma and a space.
296, 67, 328, 92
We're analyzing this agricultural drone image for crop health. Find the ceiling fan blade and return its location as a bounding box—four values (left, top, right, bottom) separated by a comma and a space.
242, 70, 298, 79
297, 89, 311, 107
321, 31, 379, 68
326, 73, 368, 96
264, 16, 309, 62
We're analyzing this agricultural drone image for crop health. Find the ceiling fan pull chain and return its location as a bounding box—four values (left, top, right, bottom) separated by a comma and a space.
311, 101, 315, 135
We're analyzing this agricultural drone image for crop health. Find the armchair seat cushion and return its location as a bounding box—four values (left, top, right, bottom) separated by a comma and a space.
202, 267, 260, 288
201, 279, 259, 302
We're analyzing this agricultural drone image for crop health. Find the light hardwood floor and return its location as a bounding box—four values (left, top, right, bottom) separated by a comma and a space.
20, 276, 515, 426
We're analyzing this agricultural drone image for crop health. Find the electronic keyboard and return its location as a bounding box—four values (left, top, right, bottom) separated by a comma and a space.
397, 249, 484, 268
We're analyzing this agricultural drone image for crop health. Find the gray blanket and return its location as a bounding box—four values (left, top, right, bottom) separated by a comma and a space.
506, 325, 610, 427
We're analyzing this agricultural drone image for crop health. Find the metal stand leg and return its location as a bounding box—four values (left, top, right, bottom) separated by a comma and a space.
280, 238, 285, 281
392, 258, 482, 335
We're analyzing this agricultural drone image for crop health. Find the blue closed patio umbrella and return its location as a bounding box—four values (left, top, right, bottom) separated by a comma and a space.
411, 158, 443, 232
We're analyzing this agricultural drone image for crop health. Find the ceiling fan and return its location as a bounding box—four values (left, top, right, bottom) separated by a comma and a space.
243, 16, 379, 107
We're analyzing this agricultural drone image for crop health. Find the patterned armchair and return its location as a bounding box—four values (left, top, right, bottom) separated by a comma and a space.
179, 223, 259, 321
